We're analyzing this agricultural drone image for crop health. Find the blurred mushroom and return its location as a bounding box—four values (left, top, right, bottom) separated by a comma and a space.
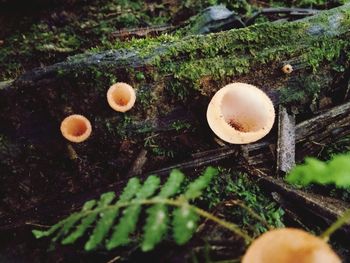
242, 228, 341, 263
60, 114, 92, 143
107, 82, 136, 112
282, 64, 293, 74
206, 82, 275, 144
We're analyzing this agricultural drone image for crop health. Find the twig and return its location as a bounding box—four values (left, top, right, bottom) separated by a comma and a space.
276, 105, 296, 174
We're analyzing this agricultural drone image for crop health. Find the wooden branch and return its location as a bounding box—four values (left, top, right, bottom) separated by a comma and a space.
249, 168, 350, 234
276, 105, 296, 174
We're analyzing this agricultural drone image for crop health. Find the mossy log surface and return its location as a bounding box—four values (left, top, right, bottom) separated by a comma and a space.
0, 4, 350, 237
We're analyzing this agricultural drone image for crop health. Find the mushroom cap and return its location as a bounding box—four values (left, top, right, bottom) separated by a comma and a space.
282, 64, 293, 74
242, 228, 341, 263
107, 82, 136, 112
60, 114, 92, 143
206, 82, 275, 144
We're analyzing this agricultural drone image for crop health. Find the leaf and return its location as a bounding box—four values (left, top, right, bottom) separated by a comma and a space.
141, 204, 169, 251
84, 178, 141, 251
286, 153, 350, 187
172, 203, 199, 245
33, 200, 96, 240
184, 166, 218, 200
61, 192, 115, 245
328, 154, 350, 187
107, 175, 160, 250
141, 169, 185, 251
32, 168, 220, 252
159, 169, 185, 198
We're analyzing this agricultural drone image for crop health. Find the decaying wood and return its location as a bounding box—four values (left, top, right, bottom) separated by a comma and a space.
276, 105, 296, 174
250, 168, 350, 234
111, 25, 176, 40
243, 100, 350, 167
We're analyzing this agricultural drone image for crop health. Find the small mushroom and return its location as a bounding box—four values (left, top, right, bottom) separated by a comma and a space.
242, 228, 341, 263
206, 82, 275, 144
107, 82, 136, 112
282, 64, 293, 74
60, 114, 92, 143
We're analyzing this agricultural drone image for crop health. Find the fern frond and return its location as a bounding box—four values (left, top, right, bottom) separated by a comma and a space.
32, 199, 96, 240
84, 178, 141, 251
106, 175, 160, 250
33, 167, 251, 252
286, 153, 350, 187
62, 192, 115, 244
184, 166, 219, 200
173, 203, 199, 245
141, 169, 185, 251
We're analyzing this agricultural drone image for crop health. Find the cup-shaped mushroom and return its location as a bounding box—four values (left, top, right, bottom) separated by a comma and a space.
107, 82, 136, 112
242, 228, 341, 263
206, 82, 275, 144
60, 114, 92, 143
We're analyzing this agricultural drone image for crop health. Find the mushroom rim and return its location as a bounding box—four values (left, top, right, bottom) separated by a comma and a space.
206, 82, 275, 144
107, 82, 136, 112
60, 114, 92, 143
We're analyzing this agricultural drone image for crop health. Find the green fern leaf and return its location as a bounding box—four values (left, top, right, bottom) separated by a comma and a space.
61, 192, 115, 245
328, 154, 350, 187
84, 178, 141, 251
107, 175, 160, 250
141, 169, 185, 251
33, 167, 223, 252
286, 153, 350, 187
158, 169, 185, 198
184, 166, 218, 200
32, 200, 97, 240
172, 203, 199, 245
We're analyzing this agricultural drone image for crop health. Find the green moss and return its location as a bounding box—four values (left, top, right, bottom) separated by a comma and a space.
279, 75, 323, 104
201, 167, 285, 237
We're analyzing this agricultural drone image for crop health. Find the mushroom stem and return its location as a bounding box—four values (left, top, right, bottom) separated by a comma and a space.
60, 114, 92, 143
107, 82, 136, 112
320, 207, 350, 242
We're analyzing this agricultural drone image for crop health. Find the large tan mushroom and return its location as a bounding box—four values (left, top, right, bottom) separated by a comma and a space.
242, 228, 341, 263
60, 114, 92, 143
206, 82, 275, 144
107, 82, 136, 112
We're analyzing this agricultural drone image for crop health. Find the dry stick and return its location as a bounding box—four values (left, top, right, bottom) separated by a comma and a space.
276, 105, 296, 175
321, 208, 350, 242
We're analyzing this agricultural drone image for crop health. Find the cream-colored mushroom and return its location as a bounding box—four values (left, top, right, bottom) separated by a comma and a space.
206, 82, 275, 144
282, 64, 293, 74
60, 114, 92, 143
242, 228, 341, 263
107, 82, 136, 112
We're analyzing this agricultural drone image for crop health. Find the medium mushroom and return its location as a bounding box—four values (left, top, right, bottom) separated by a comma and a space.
107, 82, 136, 112
206, 82, 275, 144
60, 114, 92, 143
242, 228, 341, 263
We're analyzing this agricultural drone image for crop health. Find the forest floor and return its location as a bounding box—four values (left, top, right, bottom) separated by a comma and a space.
1, 0, 350, 262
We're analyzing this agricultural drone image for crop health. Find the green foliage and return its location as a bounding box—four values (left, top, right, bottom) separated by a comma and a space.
286, 153, 350, 187
33, 167, 218, 252
202, 169, 285, 236
173, 204, 199, 244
